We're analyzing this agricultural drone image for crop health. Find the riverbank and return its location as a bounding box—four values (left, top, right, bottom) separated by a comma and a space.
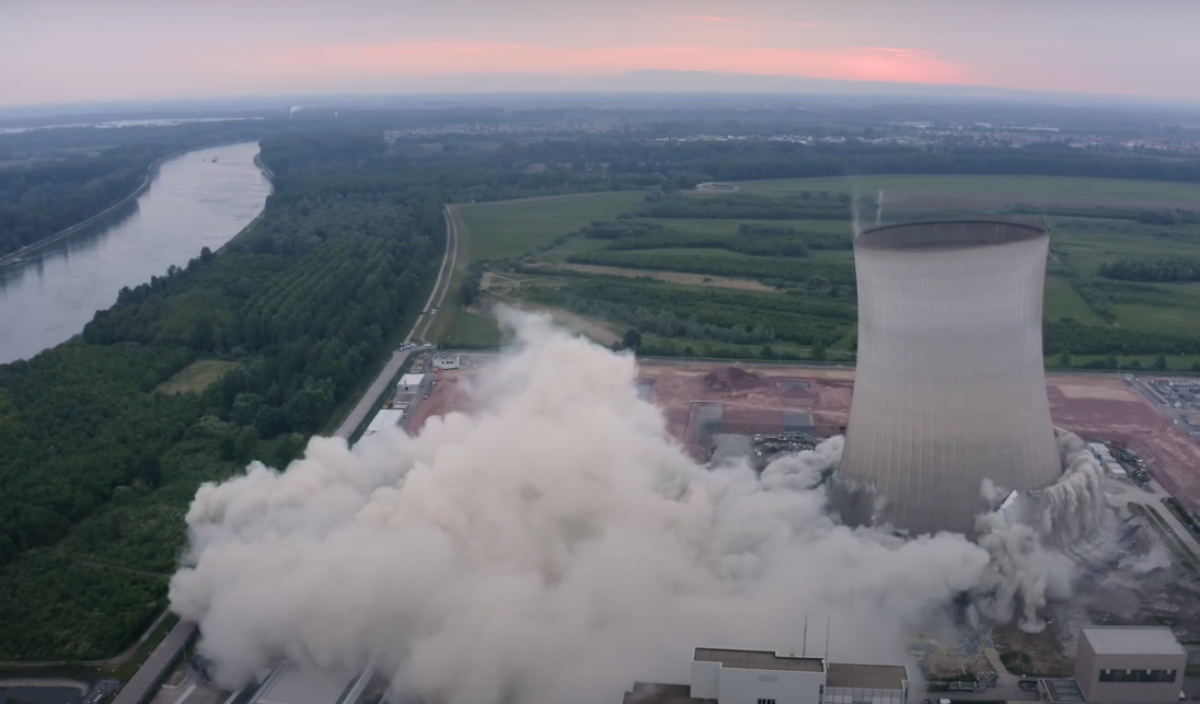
0, 141, 273, 364
0, 153, 173, 267
0, 140, 271, 268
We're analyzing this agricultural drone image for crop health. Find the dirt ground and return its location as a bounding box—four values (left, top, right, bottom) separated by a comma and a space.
408, 359, 1200, 512
529, 263, 778, 292
1044, 373, 1200, 513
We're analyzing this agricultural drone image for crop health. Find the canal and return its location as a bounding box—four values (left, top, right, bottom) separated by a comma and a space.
0, 141, 271, 364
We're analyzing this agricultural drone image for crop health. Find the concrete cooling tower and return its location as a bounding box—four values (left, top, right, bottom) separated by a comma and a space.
835, 220, 1064, 538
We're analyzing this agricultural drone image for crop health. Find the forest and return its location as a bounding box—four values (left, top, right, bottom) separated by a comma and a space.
0, 131, 447, 659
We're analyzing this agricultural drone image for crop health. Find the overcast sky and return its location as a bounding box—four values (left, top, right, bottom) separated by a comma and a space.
3, 0, 1198, 107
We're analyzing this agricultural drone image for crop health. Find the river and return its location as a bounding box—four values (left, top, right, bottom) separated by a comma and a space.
0, 142, 271, 364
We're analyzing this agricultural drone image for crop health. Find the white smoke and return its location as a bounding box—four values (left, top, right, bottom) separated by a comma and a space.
171, 312, 1055, 704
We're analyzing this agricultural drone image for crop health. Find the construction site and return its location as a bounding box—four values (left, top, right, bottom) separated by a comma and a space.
409, 355, 1200, 686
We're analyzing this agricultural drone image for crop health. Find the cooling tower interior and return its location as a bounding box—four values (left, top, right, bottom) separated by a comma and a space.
835, 220, 1063, 538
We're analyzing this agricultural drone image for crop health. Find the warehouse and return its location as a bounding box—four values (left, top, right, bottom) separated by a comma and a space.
397, 373, 427, 393
1072, 626, 1185, 703
248, 664, 373, 704
364, 409, 404, 437
623, 647, 908, 704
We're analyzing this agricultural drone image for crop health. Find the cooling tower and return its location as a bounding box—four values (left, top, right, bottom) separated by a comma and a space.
835, 220, 1063, 538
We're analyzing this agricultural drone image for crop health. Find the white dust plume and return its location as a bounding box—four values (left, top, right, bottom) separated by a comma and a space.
172, 311, 1008, 704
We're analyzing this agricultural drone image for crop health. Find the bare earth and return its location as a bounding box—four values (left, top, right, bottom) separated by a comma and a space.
531, 263, 778, 292
410, 359, 1200, 513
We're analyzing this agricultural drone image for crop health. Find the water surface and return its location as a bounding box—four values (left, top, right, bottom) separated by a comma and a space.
0, 141, 271, 364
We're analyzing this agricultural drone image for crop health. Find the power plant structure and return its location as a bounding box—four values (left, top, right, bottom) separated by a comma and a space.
835, 220, 1065, 538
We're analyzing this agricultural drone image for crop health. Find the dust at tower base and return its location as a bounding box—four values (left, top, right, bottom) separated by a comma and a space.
835, 220, 1063, 538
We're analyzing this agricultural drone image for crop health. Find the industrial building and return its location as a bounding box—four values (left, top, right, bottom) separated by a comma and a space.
835, 220, 1064, 538
432, 353, 461, 370
623, 647, 909, 704
1071, 626, 1186, 704
397, 373, 428, 393
248, 664, 374, 704
364, 408, 404, 437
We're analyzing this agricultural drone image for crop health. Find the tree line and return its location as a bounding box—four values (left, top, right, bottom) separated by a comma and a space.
1098, 257, 1200, 283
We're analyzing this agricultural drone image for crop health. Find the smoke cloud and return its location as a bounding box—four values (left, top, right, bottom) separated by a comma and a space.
173, 312, 1038, 704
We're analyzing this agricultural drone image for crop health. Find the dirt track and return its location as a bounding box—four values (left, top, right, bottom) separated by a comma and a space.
530, 263, 777, 292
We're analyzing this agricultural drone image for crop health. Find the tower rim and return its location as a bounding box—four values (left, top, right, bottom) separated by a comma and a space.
855, 219, 1047, 252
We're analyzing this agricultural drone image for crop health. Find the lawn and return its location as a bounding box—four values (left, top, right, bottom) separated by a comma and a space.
457, 191, 647, 261
1044, 275, 1103, 325
154, 359, 237, 395
722, 174, 1200, 203
442, 310, 502, 348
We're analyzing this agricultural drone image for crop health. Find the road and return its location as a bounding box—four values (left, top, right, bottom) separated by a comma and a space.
332, 206, 459, 440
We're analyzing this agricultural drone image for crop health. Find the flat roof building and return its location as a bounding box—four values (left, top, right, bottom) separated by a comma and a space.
625, 647, 908, 704
432, 353, 461, 370
250, 665, 373, 704
1074, 626, 1186, 703
365, 409, 404, 437
397, 373, 427, 392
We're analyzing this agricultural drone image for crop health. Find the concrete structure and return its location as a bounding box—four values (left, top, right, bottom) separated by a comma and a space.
110, 621, 198, 704
432, 353, 461, 370
249, 664, 372, 704
398, 373, 427, 393
625, 648, 908, 704
836, 220, 1063, 538
1074, 626, 1186, 703
364, 409, 404, 437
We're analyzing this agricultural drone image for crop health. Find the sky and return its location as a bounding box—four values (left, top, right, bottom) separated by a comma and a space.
2, 0, 1199, 107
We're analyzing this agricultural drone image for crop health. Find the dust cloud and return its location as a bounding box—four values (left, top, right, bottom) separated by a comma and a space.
171, 311, 1052, 704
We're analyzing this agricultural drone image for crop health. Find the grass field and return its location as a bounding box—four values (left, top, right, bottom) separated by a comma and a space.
457, 191, 647, 261
154, 360, 237, 394
443, 310, 502, 348
430, 192, 645, 344
1044, 275, 1104, 325
722, 174, 1200, 203
443, 175, 1200, 360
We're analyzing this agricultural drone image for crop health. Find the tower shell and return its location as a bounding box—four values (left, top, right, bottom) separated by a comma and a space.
836, 220, 1063, 537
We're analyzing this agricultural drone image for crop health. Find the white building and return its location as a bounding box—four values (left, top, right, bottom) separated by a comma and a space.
249, 664, 373, 704
397, 373, 427, 393
1073, 626, 1186, 704
624, 648, 908, 704
364, 409, 404, 437
432, 353, 461, 370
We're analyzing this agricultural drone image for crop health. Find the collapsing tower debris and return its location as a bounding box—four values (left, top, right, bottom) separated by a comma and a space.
835, 220, 1101, 543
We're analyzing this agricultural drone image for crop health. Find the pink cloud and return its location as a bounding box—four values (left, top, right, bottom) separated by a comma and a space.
265, 40, 970, 85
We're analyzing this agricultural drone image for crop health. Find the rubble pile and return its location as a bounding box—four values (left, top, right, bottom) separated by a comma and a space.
752, 432, 819, 461
702, 367, 762, 392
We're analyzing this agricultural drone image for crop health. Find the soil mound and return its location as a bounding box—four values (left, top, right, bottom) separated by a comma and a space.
702, 367, 762, 392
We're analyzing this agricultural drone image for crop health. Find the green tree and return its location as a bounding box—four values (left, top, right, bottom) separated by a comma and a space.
1056, 349, 1072, 368
235, 427, 259, 462
1154, 354, 1168, 371
622, 328, 642, 349
811, 343, 827, 362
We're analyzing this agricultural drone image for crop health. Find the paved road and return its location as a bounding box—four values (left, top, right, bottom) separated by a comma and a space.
111, 621, 197, 704
332, 206, 458, 440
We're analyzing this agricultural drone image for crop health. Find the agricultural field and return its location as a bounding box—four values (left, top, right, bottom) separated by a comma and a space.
441, 175, 1200, 369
